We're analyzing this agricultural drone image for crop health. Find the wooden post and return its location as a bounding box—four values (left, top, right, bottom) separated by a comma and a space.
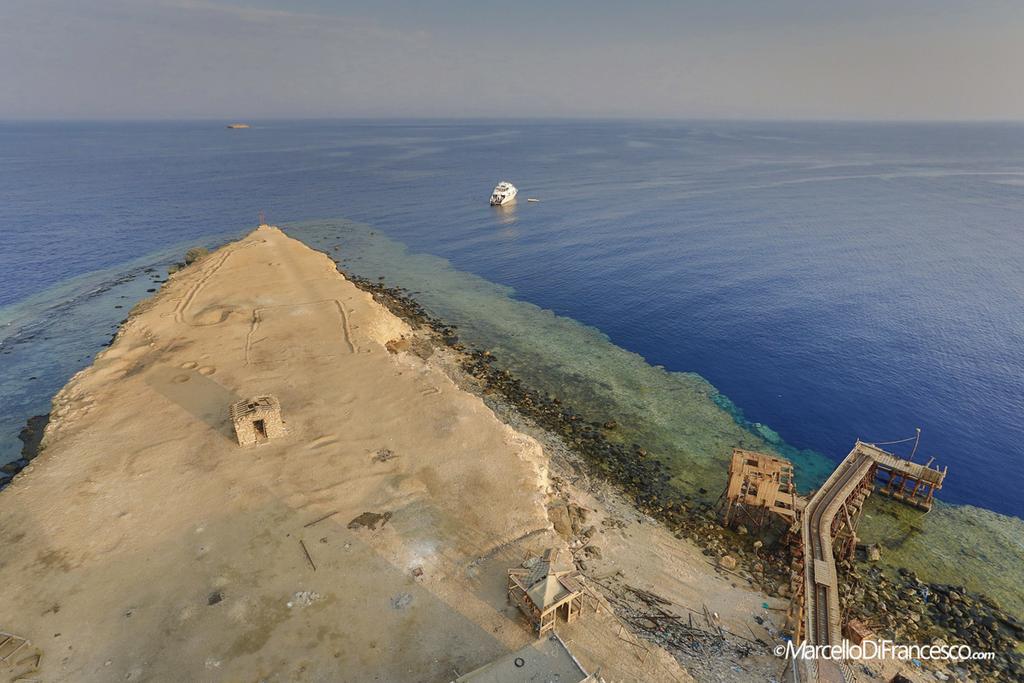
909, 478, 922, 503
897, 476, 910, 499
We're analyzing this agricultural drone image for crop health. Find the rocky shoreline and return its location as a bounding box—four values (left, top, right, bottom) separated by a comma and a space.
0, 413, 48, 490
340, 269, 1023, 682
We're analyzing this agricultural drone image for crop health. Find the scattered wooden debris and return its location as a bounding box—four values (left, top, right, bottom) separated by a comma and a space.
303, 510, 339, 528
588, 576, 770, 678
299, 539, 317, 572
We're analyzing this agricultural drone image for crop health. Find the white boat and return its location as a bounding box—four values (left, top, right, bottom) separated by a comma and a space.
489, 181, 518, 206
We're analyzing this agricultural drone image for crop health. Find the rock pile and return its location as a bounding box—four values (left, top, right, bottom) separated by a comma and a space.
841, 565, 1023, 680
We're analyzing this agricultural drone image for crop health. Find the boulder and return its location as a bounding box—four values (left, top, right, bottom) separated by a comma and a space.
184, 246, 209, 264
567, 503, 587, 534
719, 555, 737, 570
548, 503, 573, 539
18, 414, 49, 460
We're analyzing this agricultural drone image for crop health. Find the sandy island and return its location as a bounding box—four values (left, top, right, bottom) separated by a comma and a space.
0, 228, 698, 681
1, 227, 947, 682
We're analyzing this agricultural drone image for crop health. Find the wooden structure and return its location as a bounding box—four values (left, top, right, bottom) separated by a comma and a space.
454, 632, 593, 683
873, 448, 946, 511
844, 618, 873, 646
507, 548, 584, 635
787, 440, 949, 682
721, 449, 803, 530
230, 395, 285, 446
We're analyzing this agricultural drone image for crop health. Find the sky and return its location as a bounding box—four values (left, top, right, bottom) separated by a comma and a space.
1, 0, 1022, 120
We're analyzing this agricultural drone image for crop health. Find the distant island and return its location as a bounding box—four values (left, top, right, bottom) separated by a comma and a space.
226, 123, 250, 129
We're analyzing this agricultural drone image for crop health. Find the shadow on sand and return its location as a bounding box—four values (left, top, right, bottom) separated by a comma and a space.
145, 365, 242, 443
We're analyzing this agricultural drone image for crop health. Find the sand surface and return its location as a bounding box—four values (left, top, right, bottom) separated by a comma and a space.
0, 227, 711, 682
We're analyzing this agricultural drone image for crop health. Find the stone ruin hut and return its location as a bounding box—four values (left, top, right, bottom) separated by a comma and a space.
507, 548, 585, 636
230, 395, 285, 446
720, 448, 803, 531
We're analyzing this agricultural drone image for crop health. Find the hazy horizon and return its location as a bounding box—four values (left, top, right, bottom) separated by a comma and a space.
2, 0, 1023, 121
7, 117, 1024, 125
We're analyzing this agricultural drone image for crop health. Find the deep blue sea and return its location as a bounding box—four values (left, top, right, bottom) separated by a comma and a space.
2, 120, 1023, 519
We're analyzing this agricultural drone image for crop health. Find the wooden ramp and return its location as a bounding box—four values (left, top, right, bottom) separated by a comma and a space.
793, 441, 947, 682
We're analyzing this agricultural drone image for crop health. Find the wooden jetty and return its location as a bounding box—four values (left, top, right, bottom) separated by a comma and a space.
784, 440, 947, 682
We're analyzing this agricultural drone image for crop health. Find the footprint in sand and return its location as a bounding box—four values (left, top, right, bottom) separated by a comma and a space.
172, 374, 191, 384
181, 361, 199, 369
198, 366, 216, 376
